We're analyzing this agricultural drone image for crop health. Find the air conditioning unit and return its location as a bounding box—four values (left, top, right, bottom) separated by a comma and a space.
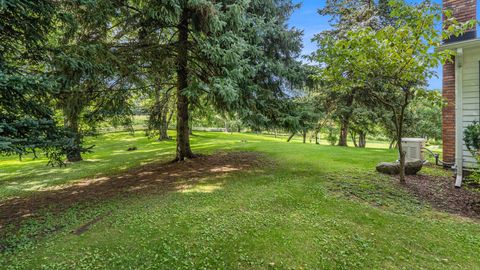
401, 138, 426, 161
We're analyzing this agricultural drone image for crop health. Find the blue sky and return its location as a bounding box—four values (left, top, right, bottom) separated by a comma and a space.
287, 0, 451, 90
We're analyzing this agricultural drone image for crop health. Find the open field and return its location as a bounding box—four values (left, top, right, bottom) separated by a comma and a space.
1, 132, 479, 269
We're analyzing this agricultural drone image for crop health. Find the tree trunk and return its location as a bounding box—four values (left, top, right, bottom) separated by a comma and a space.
158, 91, 171, 141
398, 135, 406, 184
397, 95, 409, 184
338, 120, 349, 146
358, 131, 366, 148
176, 92, 194, 160
315, 130, 320, 144
159, 114, 170, 140
287, 133, 295, 142
175, 9, 195, 161
350, 130, 358, 147
64, 109, 83, 162
302, 129, 307, 144
389, 138, 396, 149
165, 107, 174, 139
338, 92, 355, 147
189, 117, 194, 136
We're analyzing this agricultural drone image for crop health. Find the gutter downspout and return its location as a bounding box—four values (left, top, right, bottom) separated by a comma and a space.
455, 48, 464, 188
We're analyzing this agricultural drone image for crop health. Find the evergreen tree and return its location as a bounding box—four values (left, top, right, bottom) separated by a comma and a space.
2, 0, 306, 164
284, 100, 320, 144
235, 0, 305, 133
52, 0, 137, 161
134, 0, 304, 161
130, 0, 249, 160
0, 0, 67, 163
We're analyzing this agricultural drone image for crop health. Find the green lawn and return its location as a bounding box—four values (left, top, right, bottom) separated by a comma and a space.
1, 132, 479, 269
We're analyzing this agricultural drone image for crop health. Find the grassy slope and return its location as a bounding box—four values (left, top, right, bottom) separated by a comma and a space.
1, 132, 479, 269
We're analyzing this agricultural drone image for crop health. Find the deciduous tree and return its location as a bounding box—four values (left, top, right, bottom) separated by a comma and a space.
313, 0, 474, 183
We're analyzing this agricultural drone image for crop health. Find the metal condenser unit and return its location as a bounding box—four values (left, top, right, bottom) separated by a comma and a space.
401, 138, 426, 161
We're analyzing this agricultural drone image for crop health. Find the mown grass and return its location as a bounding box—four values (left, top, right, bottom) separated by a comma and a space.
1, 131, 479, 269
0, 131, 399, 200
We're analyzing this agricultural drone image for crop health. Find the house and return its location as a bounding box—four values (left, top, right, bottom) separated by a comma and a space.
438, 0, 478, 187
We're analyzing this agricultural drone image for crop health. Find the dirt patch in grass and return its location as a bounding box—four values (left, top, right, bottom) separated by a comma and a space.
72, 211, 112, 235
401, 174, 480, 220
0, 152, 264, 231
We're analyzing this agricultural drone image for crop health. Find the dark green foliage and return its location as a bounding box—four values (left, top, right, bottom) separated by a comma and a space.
128, 0, 305, 159
146, 86, 175, 140
0, 0, 55, 60
464, 122, 480, 160
1, 0, 307, 163
317, 0, 384, 40
0, 0, 68, 163
52, 0, 139, 161
406, 91, 442, 141
247, 5, 304, 98
235, 1, 305, 132
464, 123, 480, 185
379, 91, 442, 143
327, 126, 339, 146
282, 99, 320, 143
128, 0, 255, 160
350, 107, 377, 147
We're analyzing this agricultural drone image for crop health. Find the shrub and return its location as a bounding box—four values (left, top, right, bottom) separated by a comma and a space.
464, 122, 480, 160
464, 122, 480, 185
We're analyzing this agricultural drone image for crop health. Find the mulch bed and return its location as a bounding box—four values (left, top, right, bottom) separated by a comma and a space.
401, 174, 480, 220
0, 152, 263, 231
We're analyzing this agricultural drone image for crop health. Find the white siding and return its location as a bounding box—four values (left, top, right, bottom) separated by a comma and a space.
461, 47, 480, 167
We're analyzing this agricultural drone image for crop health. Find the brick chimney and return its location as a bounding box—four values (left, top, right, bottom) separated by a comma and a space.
443, 0, 477, 43
442, 0, 476, 164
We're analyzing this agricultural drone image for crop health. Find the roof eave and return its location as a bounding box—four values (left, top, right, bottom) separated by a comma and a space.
435, 38, 480, 52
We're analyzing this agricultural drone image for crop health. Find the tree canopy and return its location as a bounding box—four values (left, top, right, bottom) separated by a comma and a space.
0, 0, 67, 163
311, 0, 475, 182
